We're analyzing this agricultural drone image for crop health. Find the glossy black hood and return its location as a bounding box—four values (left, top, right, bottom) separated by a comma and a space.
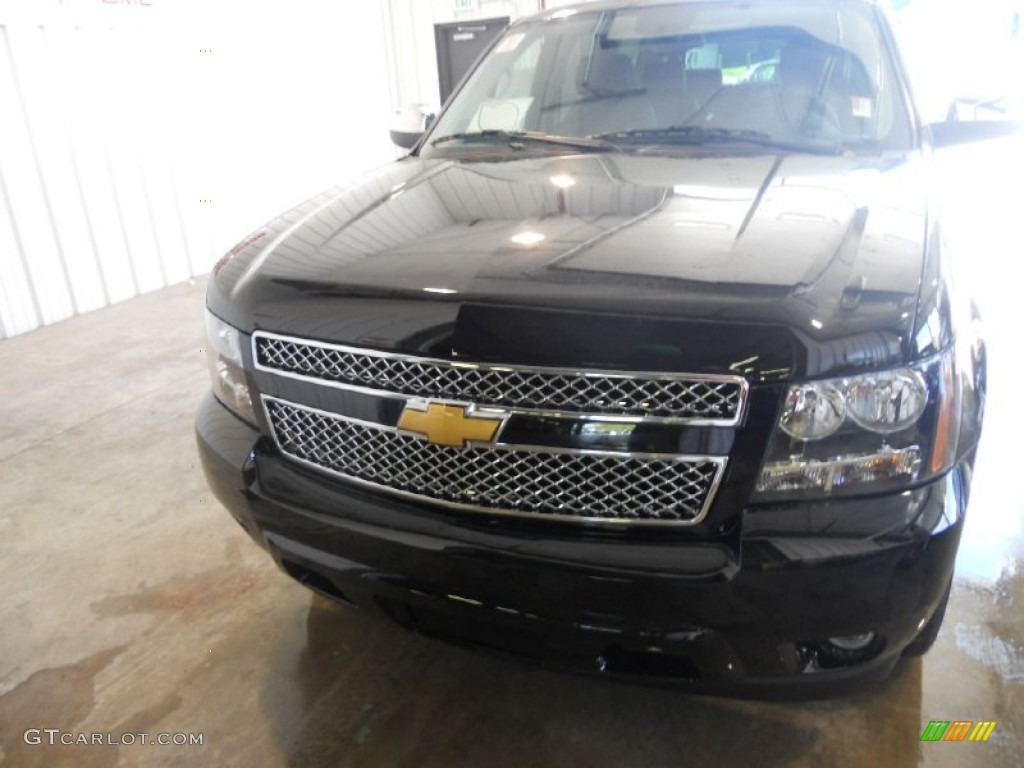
208, 151, 932, 380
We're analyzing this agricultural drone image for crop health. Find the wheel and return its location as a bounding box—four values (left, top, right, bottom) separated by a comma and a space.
903, 580, 952, 658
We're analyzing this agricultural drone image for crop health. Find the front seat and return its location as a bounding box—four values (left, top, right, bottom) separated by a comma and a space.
640, 52, 686, 126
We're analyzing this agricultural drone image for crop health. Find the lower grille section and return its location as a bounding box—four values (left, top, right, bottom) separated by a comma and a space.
264, 398, 726, 525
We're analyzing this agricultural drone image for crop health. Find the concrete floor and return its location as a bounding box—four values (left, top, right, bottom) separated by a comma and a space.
0, 274, 1021, 768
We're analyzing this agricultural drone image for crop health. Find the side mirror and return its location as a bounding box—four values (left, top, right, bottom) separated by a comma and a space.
390, 104, 437, 150
927, 119, 1022, 148
928, 94, 1023, 147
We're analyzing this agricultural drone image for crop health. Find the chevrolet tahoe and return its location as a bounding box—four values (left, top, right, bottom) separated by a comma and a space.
196, 0, 990, 697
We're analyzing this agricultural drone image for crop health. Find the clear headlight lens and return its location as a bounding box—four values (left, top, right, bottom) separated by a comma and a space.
779, 382, 846, 440
205, 311, 256, 423
754, 353, 954, 501
845, 370, 927, 434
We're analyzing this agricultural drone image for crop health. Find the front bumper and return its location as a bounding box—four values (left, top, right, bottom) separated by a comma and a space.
197, 392, 966, 698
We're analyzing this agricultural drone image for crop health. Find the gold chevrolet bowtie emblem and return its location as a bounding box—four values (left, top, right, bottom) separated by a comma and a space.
397, 402, 503, 448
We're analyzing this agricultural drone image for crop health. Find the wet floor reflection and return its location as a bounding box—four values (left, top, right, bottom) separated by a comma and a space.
242, 571, 1023, 767
256, 596, 932, 768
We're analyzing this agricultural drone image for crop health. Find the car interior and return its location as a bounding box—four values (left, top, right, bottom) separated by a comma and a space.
528, 28, 880, 143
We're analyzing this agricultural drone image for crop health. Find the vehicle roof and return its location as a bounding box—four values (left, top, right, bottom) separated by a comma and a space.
516, 0, 879, 26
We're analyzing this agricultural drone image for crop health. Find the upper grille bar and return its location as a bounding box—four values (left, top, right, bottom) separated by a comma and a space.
253, 331, 747, 425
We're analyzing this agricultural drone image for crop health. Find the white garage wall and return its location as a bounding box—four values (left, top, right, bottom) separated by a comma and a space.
0, 0, 394, 339
888, 0, 1023, 122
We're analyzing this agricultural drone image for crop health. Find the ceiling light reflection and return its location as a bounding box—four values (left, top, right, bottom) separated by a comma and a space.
510, 231, 545, 246
673, 220, 730, 230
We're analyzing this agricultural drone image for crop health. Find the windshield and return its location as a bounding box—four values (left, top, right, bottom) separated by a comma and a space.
421, 0, 914, 156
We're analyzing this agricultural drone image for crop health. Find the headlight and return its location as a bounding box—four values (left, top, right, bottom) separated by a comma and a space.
753, 351, 957, 501
845, 370, 927, 434
205, 310, 256, 423
779, 382, 845, 440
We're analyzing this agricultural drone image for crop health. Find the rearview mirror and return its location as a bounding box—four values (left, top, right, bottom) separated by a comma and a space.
390, 104, 437, 150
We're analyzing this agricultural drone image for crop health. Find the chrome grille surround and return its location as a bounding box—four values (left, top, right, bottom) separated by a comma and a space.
253, 331, 747, 426
263, 396, 727, 526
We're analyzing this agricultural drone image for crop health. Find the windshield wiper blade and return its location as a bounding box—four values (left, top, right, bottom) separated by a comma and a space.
595, 126, 772, 140
591, 126, 841, 154
431, 129, 619, 152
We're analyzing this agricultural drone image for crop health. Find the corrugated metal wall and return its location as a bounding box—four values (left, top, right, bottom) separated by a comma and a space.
0, 0, 394, 339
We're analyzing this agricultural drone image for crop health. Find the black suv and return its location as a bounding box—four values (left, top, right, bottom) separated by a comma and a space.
197, 0, 989, 697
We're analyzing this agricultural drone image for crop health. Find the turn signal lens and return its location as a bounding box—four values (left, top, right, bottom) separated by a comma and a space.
930, 350, 960, 474
756, 447, 921, 494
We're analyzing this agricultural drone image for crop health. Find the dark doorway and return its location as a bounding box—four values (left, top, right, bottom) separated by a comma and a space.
434, 18, 510, 104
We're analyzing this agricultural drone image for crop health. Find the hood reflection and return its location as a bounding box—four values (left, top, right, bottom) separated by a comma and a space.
215, 152, 931, 377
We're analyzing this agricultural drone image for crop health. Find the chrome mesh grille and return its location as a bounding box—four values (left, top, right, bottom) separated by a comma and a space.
265, 399, 724, 524
254, 333, 744, 423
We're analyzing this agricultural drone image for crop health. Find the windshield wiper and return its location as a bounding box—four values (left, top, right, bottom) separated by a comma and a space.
590, 126, 841, 155
430, 129, 619, 152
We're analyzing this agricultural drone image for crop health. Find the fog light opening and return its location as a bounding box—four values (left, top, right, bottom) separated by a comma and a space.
812, 632, 884, 669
